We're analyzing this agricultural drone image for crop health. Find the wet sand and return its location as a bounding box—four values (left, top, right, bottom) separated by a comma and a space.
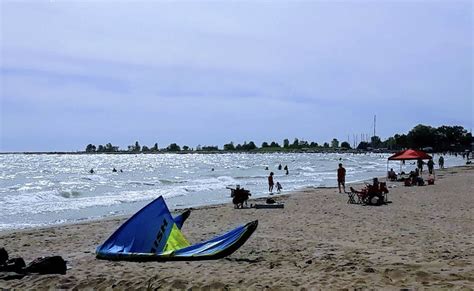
1, 165, 473, 289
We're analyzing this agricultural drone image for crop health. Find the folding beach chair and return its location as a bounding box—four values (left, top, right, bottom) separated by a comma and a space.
350, 187, 368, 204
346, 190, 357, 204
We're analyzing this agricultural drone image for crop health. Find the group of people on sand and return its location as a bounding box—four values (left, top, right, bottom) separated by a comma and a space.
387, 156, 448, 186
230, 163, 287, 208
420, 156, 446, 173
337, 154, 449, 195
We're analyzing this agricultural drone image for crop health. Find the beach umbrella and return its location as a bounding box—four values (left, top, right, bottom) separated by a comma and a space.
387, 149, 432, 176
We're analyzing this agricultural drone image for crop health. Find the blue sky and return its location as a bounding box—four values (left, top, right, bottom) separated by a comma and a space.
1, 1, 472, 152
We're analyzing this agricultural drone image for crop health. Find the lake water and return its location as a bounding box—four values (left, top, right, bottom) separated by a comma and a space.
0, 152, 464, 230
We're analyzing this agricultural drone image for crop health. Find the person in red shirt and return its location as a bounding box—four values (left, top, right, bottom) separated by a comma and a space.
337, 163, 346, 193
268, 172, 274, 193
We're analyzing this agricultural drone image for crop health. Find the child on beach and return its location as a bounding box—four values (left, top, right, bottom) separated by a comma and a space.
276, 182, 282, 193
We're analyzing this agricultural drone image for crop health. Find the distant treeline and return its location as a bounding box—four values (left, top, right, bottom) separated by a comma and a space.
84, 124, 473, 154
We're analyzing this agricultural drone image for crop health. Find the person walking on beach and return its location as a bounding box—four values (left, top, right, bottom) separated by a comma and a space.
427, 158, 434, 174
268, 172, 274, 193
438, 156, 444, 169
417, 159, 424, 173
337, 163, 346, 193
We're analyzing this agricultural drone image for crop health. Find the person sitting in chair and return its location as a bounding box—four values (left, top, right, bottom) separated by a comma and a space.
387, 168, 397, 181
410, 168, 424, 186
365, 178, 387, 205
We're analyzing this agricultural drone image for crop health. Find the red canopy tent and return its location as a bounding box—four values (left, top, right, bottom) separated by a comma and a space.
388, 149, 432, 161
387, 149, 432, 177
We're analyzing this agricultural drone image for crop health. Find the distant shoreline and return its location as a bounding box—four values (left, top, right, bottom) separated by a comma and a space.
0, 149, 400, 155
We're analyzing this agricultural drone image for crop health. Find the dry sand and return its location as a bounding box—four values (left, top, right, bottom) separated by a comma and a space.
1, 166, 473, 289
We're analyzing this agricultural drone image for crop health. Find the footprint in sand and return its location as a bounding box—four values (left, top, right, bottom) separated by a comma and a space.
384, 268, 407, 283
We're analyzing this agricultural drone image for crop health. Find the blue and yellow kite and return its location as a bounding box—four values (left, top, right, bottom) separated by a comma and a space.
96, 196, 258, 261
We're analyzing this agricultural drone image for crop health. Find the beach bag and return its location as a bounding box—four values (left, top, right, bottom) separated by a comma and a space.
0, 248, 7, 266
266, 198, 276, 204
25, 256, 67, 275
0, 258, 25, 273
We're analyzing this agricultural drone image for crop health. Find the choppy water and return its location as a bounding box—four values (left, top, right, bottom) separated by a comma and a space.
0, 153, 464, 230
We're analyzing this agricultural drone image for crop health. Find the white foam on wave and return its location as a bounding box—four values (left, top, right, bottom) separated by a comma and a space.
235, 165, 250, 169
0, 222, 49, 231
234, 174, 267, 179
60, 181, 85, 186
1, 175, 239, 215
0, 187, 190, 216
193, 176, 238, 186
17, 185, 43, 191
81, 175, 107, 182
301, 172, 326, 177
127, 181, 157, 186
298, 166, 316, 172
158, 179, 186, 185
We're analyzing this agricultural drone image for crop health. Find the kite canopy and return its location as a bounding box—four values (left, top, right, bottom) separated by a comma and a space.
96, 196, 258, 261
388, 149, 432, 161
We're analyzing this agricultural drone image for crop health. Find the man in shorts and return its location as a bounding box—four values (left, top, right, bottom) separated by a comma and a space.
337, 163, 346, 193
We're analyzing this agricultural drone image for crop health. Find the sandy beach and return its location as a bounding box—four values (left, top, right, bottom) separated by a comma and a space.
1, 165, 473, 289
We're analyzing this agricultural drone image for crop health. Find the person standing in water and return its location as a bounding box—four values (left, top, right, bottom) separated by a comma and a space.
276, 181, 282, 193
337, 163, 346, 193
268, 172, 274, 193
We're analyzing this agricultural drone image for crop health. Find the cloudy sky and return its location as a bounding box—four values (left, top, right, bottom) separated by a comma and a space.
1, 1, 472, 152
